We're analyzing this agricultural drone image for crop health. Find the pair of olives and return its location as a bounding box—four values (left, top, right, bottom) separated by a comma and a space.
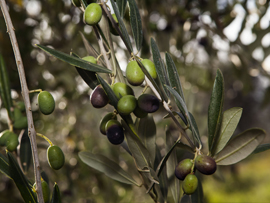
175, 155, 217, 195
0, 130, 19, 152
126, 59, 157, 86
99, 113, 124, 145
38, 91, 55, 115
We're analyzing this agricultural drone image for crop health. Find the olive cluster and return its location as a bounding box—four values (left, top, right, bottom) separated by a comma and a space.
175, 155, 217, 195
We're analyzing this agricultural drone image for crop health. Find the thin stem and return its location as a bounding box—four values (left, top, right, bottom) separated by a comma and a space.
36, 133, 54, 146
0, 1, 44, 202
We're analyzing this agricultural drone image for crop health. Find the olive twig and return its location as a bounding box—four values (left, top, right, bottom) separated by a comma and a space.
0, 1, 44, 202
36, 133, 54, 146
29, 89, 42, 94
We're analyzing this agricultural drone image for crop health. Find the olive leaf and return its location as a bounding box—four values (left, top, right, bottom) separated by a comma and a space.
128, 0, 143, 52
19, 129, 32, 173
208, 69, 224, 156
51, 183, 61, 203
252, 143, 270, 154
215, 128, 266, 165
79, 151, 140, 186
116, 0, 127, 17
0, 153, 11, 179
7, 152, 37, 203
215, 107, 243, 154
36, 44, 112, 73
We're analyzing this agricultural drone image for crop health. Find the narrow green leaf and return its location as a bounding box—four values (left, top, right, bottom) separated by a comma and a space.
0, 153, 11, 179
71, 52, 99, 90
215, 107, 243, 154
166, 130, 180, 203
116, 0, 127, 17
138, 115, 156, 167
128, 0, 143, 51
36, 44, 112, 73
208, 69, 224, 156
252, 144, 270, 154
79, 151, 140, 186
51, 183, 61, 203
166, 52, 185, 102
189, 112, 201, 146
19, 129, 32, 173
215, 128, 266, 165
151, 38, 169, 100
110, 0, 133, 53
7, 152, 37, 203
176, 142, 195, 154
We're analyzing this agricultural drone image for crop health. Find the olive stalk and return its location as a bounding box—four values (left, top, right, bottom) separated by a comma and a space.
0, 1, 44, 203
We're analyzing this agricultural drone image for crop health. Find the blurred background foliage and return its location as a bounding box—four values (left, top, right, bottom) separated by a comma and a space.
0, 0, 270, 202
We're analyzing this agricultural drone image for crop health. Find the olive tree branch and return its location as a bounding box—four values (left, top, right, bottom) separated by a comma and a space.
0, 1, 44, 202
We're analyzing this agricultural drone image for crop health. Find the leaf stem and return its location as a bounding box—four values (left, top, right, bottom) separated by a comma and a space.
36, 133, 54, 146
0, 1, 44, 202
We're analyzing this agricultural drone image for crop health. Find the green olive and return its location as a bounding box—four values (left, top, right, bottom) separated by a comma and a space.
33, 180, 50, 203
182, 174, 198, 195
14, 108, 23, 120
6, 132, 19, 152
0, 130, 10, 146
99, 112, 117, 135
83, 3, 102, 26
112, 82, 134, 99
117, 95, 137, 115
141, 59, 157, 79
126, 60, 145, 86
38, 91, 55, 115
195, 155, 217, 175
175, 159, 193, 180
15, 101, 25, 112
47, 145, 65, 170
13, 116, 28, 129
105, 120, 124, 145
82, 56, 97, 64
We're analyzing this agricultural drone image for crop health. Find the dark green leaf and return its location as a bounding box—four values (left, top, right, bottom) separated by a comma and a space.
71, 52, 99, 90
151, 38, 169, 101
19, 129, 32, 173
215, 107, 243, 154
79, 151, 140, 186
252, 144, 270, 154
176, 142, 195, 154
110, 0, 133, 53
7, 152, 37, 203
215, 128, 266, 165
189, 112, 201, 145
36, 44, 111, 73
138, 115, 156, 167
208, 69, 224, 156
128, 0, 143, 51
79, 0, 88, 9
0, 153, 11, 179
116, 0, 127, 17
166, 129, 180, 203
51, 183, 61, 203
166, 52, 185, 102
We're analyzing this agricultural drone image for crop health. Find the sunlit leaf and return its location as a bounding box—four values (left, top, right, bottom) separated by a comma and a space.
51, 183, 61, 203
19, 129, 32, 173
116, 0, 127, 17
0, 153, 11, 179
208, 69, 224, 156
79, 151, 140, 186
128, 0, 143, 51
252, 144, 270, 154
138, 115, 156, 167
215, 107, 243, 154
110, 0, 133, 53
7, 152, 37, 203
36, 44, 111, 73
215, 128, 266, 165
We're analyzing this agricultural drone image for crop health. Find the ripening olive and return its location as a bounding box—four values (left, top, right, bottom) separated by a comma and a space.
109, 14, 119, 36
0, 130, 10, 146
138, 94, 160, 113
195, 155, 217, 175
133, 105, 148, 118
182, 174, 198, 195
126, 60, 145, 86
141, 59, 157, 79
112, 82, 134, 99
47, 145, 65, 170
6, 132, 19, 152
38, 91, 55, 115
175, 159, 193, 181
99, 112, 117, 135
83, 3, 102, 26
117, 95, 137, 115
90, 85, 109, 108
83, 56, 97, 64
13, 117, 28, 129
105, 120, 124, 145
33, 180, 50, 203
